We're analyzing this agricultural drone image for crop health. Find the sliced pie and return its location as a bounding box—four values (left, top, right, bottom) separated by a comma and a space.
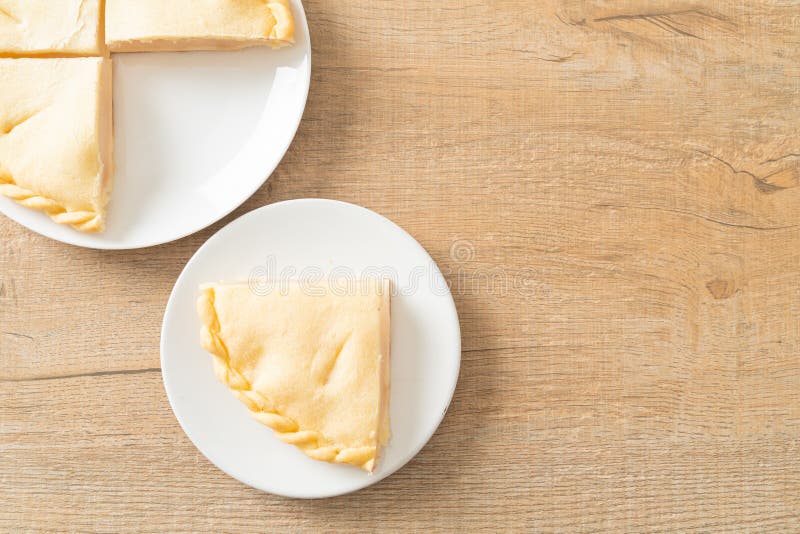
0, 0, 104, 57
0, 58, 113, 232
106, 0, 295, 53
197, 279, 391, 472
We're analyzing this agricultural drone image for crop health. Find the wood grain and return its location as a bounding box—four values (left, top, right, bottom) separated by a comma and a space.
2, 0, 799, 531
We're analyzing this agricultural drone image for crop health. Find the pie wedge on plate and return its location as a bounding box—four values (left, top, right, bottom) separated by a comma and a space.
106, 0, 295, 53
197, 278, 391, 472
0, 0, 104, 57
0, 57, 113, 232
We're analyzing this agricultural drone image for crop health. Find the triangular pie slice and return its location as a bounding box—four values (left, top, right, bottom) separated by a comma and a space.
197, 278, 391, 472
106, 0, 295, 53
0, 57, 113, 232
0, 0, 104, 57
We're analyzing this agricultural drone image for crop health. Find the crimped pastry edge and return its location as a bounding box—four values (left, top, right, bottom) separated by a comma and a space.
0, 180, 104, 232
196, 285, 378, 472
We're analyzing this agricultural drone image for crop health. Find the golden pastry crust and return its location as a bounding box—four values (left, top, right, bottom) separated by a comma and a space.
197, 281, 390, 472
106, 0, 295, 53
1, 2, 292, 232
0, 58, 113, 233
0, 180, 104, 232
0, 0, 104, 57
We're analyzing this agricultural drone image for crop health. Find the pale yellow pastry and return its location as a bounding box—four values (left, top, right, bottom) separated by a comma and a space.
198, 279, 391, 472
106, 0, 295, 53
0, 0, 104, 57
0, 58, 113, 232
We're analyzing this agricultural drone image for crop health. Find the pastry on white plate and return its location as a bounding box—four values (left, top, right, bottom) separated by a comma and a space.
197, 278, 391, 472
0, 57, 113, 232
106, 0, 295, 53
0, 0, 104, 57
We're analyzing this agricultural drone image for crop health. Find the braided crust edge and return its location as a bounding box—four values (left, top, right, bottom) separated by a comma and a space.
197, 287, 377, 472
0, 180, 103, 232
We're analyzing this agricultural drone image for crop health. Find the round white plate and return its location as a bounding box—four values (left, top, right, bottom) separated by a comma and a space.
0, 0, 311, 250
160, 199, 461, 498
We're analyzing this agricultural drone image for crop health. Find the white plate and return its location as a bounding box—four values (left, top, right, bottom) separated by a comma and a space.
0, 0, 311, 250
160, 199, 461, 498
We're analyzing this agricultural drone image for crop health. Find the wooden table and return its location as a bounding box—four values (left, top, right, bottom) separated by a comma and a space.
2, 1, 799, 531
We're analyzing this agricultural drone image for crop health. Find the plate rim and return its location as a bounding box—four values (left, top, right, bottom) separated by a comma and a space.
0, 0, 312, 251
159, 198, 462, 498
